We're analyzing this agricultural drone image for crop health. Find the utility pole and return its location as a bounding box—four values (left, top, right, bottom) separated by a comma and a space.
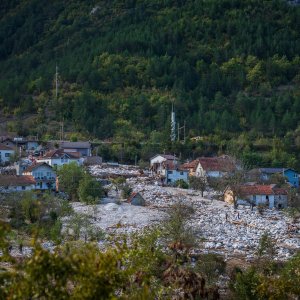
177, 122, 186, 143
183, 120, 186, 143
56, 64, 64, 141
171, 103, 176, 142
55, 64, 59, 100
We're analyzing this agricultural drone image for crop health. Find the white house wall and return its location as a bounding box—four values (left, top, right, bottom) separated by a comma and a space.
37, 158, 81, 167
0, 185, 35, 193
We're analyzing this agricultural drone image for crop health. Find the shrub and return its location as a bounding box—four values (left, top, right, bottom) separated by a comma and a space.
175, 179, 189, 189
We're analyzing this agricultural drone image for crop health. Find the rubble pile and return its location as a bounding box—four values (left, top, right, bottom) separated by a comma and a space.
189, 203, 300, 261
89, 164, 141, 177
87, 166, 300, 261
127, 177, 179, 207
71, 202, 165, 235
0, 165, 16, 174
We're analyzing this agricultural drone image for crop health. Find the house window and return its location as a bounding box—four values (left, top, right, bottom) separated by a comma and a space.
168, 171, 173, 174
294, 174, 298, 178
22, 186, 25, 190
5, 153, 10, 157
180, 172, 184, 175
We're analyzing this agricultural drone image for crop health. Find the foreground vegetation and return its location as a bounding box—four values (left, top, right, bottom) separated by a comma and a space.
0, 199, 300, 299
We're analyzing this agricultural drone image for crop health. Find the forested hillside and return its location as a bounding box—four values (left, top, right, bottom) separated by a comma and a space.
0, 0, 300, 166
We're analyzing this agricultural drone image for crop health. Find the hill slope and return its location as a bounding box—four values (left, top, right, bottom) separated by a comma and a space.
0, 0, 300, 164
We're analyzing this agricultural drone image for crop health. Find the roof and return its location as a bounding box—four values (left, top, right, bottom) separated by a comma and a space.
239, 185, 288, 196
127, 192, 145, 204
257, 168, 297, 174
39, 149, 81, 159
258, 168, 286, 174
23, 162, 52, 173
59, 141, 91, 149
199, 157, 236, 172
0, 175, 35, 186
0, 143, 14, 151
150, 154, 177, 161
181, 159, 199, 172
128, 192, 139, 202
166, 165, 189, 172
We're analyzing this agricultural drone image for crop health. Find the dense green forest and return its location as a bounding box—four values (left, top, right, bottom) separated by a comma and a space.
0, 0, 300, 166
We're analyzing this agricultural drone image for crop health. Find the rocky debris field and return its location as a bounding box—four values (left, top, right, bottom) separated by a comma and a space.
87, 166, 300, 261
71, 202, 166, 235
89, 164, 142, 178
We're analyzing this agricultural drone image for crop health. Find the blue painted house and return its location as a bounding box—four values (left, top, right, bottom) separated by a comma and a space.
254, 168, 299, 188
164, 168, 189, 186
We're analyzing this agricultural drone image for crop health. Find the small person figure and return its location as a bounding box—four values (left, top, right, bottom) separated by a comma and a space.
225, 212, 228, 221
237, 212, 240, 219
19, 242, 23, 254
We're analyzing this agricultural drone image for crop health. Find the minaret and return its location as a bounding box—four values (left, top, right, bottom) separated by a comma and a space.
171, 103, 176, 142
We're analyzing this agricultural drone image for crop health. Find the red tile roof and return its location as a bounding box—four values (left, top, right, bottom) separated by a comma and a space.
0, 143, 14, 151
199, 157, 236, 172
181, 159, 199, 172
240, 185, 288, 196
23, 162, 52, 173
0, 175, 36, 186
40, 149, 81, 159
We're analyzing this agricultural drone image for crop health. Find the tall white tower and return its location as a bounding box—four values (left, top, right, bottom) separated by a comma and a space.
171, 103, 176, 142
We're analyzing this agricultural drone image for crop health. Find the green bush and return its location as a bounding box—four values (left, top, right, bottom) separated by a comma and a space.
78, 174, 103, 204
175, 179, 189, 189
121, 184, 133, 199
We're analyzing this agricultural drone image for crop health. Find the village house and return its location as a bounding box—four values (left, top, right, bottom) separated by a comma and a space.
58, 141, 91, 157
150, 154, 178, 176
0, 137, 19, 149
164, 167, 189, 186
36, 149, 83, 167
249, 168, 299, 188
224, 184, 288, 209
181, 159, 200, 177
183, 156, 236, 178
0, 175, 36, 192
0, 137, 40, 153
0, 144, 15, 165
23, 162, 56, 190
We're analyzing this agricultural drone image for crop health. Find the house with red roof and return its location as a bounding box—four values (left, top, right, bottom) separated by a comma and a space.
196, 156, 236, 178
181, 159, 200, 177
0, 175, 36, 193
224, 184, 288, 209
36, 149, 83, 167
23, 162, 56, 190
182, 156, 236, 178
